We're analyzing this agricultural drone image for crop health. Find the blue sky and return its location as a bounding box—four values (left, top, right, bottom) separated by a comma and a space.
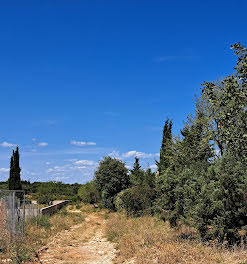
0, 0, 246, 184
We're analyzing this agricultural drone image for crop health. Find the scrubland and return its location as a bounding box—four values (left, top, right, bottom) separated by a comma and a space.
106, 213, 247, 264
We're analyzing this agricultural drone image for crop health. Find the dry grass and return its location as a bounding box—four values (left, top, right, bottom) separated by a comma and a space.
106, 213, 247, 264
24, 207, 84, 251
0, 205, 85, 263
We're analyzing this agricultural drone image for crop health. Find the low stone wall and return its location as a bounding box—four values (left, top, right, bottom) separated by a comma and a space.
41, 200, 70, 216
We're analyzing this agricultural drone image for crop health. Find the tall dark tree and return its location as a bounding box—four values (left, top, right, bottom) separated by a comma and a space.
156, 119, 173, 174
8, 146, 22, 191
129, 156, 144, 186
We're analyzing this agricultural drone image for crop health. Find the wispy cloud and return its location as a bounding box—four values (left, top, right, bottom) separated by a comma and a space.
109, 150, 159, 159
0, 168, 9, 172
122, 150, 159, 158
70, 140, 96, 147
38, 142, 48, 147
0, 142, 16, 148
75, 160, 95, 166
46, 159, 97, 176
108, 150, 120, 158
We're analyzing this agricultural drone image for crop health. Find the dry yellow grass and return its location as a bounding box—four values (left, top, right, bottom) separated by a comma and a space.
0, 205, 84, 263
106, 213, 247, 264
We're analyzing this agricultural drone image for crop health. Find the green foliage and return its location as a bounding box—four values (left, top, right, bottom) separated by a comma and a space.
94, 156, 129, 210
78, 181, 100, 204
143, 168, 156, 189
118, 185, 155, 216
156, 119, 173, 173
8, 146, 22, 191
193, 152, 247, 244
36, 182, 58, 204
33, 181, 81, 203
201, 43, 247, 160
154, 43, 247, 245
27, 215, 52, 229
129, 157, 145, 186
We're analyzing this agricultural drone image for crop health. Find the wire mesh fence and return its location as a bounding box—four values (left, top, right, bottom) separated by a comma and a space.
0, 190, 40, 239
0, 190, 25, 238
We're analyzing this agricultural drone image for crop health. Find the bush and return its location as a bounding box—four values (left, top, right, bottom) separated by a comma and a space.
78, 181, 100, 205
118, 186, 155, 216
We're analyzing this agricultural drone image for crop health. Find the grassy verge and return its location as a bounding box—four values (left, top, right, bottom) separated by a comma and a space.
0, 205, 84, 263
105, 213, 247, 264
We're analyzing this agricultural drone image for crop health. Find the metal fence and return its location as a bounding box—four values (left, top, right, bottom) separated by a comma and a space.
0, 190, 25, 238
0, 190, 41, 240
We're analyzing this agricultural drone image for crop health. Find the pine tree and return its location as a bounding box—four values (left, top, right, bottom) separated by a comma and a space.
129, 156, 145, 186
8, 146, 22, 191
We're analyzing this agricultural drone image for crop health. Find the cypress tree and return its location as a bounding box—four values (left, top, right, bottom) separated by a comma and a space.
156, 119, 173, 174
129, 156, 145, 186
8, 146, 22, 191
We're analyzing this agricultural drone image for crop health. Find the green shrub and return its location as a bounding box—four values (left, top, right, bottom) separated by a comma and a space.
119, 186, 155, 216
78, 181, 100, 205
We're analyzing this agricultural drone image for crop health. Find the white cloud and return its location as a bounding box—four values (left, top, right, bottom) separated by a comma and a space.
70, 140, 96, 147
75, 160, 95, 166
108, 150, 120, 158
0, 168, 9, 172
45, 162, 51, 165
46, 160, 97, 174
0, 142, 16, 148
122, 150, 159, 159
38, 142, 48, 147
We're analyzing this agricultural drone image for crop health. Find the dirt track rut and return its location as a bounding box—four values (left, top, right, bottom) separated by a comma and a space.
38, 211, 117, 264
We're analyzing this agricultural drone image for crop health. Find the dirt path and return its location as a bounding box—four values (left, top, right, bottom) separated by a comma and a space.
37, 210, 117, 264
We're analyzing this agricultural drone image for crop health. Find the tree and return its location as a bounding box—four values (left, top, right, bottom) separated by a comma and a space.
8, 146, 22, 191
177, 100, 214, 168
36, 182, 58, 204
201, 43, 247, 160
156, 119, 173, 174
143, 167, 156, 189
94, 157, 129, 210
156, 99, 214, 227
78, 181, 100, 205
129, 157, 145, 186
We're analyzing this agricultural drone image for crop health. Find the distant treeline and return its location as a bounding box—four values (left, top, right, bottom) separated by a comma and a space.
0, 180, 81, 203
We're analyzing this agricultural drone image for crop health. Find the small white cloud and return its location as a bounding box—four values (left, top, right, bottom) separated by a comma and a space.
108, 150, 120, 158
0, 168, 9, 172
122, 150, 159, 159
75, 160, 95, 166
70, 140, 96, 146
32, 138, 37, 141
38, 142, 48, 147
0, 142, 16, 148
45, 162, 51, 165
